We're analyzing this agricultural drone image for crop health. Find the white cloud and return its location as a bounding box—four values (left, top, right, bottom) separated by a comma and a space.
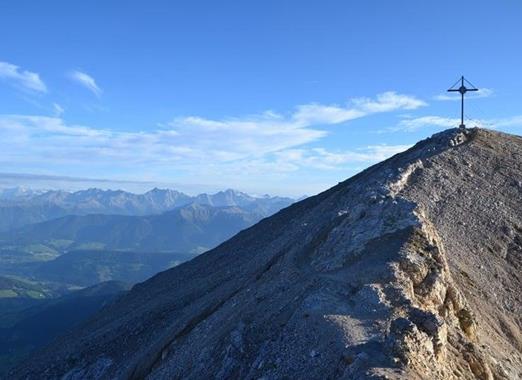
293, 104, 365, 125
168, 113, 326, 159
293, 91, 426, 125
0, 115, 403, 172
353, 92, 427, 112
0, 92, 426, 193
434, 88, 494, 101
394, 116, 459, 132
294, 145, 412, 170
161, 91, 424, 160
68, 70, 102, 96
0, 61, 47, 93
214, 144, 413, 177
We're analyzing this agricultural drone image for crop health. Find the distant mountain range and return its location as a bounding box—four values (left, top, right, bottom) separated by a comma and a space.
0, 187, 295, 231
0, 187, 295, 289
1, 188, 295, 255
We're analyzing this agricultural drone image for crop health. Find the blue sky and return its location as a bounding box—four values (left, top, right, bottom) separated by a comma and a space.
1, 1, 521, 196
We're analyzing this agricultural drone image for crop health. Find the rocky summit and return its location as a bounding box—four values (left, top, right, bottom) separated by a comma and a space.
12, 128, 522, 379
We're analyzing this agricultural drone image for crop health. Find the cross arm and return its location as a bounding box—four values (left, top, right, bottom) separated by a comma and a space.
447, 88, 479, 92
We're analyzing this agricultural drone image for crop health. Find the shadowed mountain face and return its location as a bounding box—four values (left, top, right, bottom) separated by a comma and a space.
0, 281, 130, 376
4, 203, 268, 254
12, 128, 522, 379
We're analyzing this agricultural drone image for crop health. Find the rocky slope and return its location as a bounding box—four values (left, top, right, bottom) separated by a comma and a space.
11, 128, 522, 379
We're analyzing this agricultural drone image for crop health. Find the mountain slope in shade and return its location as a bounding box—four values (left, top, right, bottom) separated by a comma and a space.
12, 128, 522, 379
5, 203, 273, 254
0, 281, 130, 376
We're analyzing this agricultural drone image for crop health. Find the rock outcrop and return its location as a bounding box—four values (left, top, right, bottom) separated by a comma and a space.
11, 128, 522, 379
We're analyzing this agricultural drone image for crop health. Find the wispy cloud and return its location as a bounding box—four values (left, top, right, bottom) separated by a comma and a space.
168, 113, 326, 159
275, 145, 412, 170
0, 61, 47, 93
214, 144, 413, 178
162, 92, 424, 159
0, 92, 425, 193
293, 91, 426, 125
434, 88, 494, 101
0, 89, 423, 164
53, 103, 64, 117
392, 114, 522, 132
394, 116, 459, 132
68, 70, 102, 96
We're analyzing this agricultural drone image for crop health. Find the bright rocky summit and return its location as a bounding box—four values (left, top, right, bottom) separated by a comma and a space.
12, 128, 522, 379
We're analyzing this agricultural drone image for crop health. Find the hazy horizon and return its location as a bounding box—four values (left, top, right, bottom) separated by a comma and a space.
0, 171, 306, 197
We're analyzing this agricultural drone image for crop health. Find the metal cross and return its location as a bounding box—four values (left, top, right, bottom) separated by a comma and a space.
447, 76, 479, 129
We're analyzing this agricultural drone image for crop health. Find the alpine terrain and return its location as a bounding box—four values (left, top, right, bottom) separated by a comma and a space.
13, 128, 522, 379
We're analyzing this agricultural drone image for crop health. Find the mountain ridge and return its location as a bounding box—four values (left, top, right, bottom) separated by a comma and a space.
11, 128, 522, 379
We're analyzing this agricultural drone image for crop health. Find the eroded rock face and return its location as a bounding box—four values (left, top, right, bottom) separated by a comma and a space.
12, 128, 522, 379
